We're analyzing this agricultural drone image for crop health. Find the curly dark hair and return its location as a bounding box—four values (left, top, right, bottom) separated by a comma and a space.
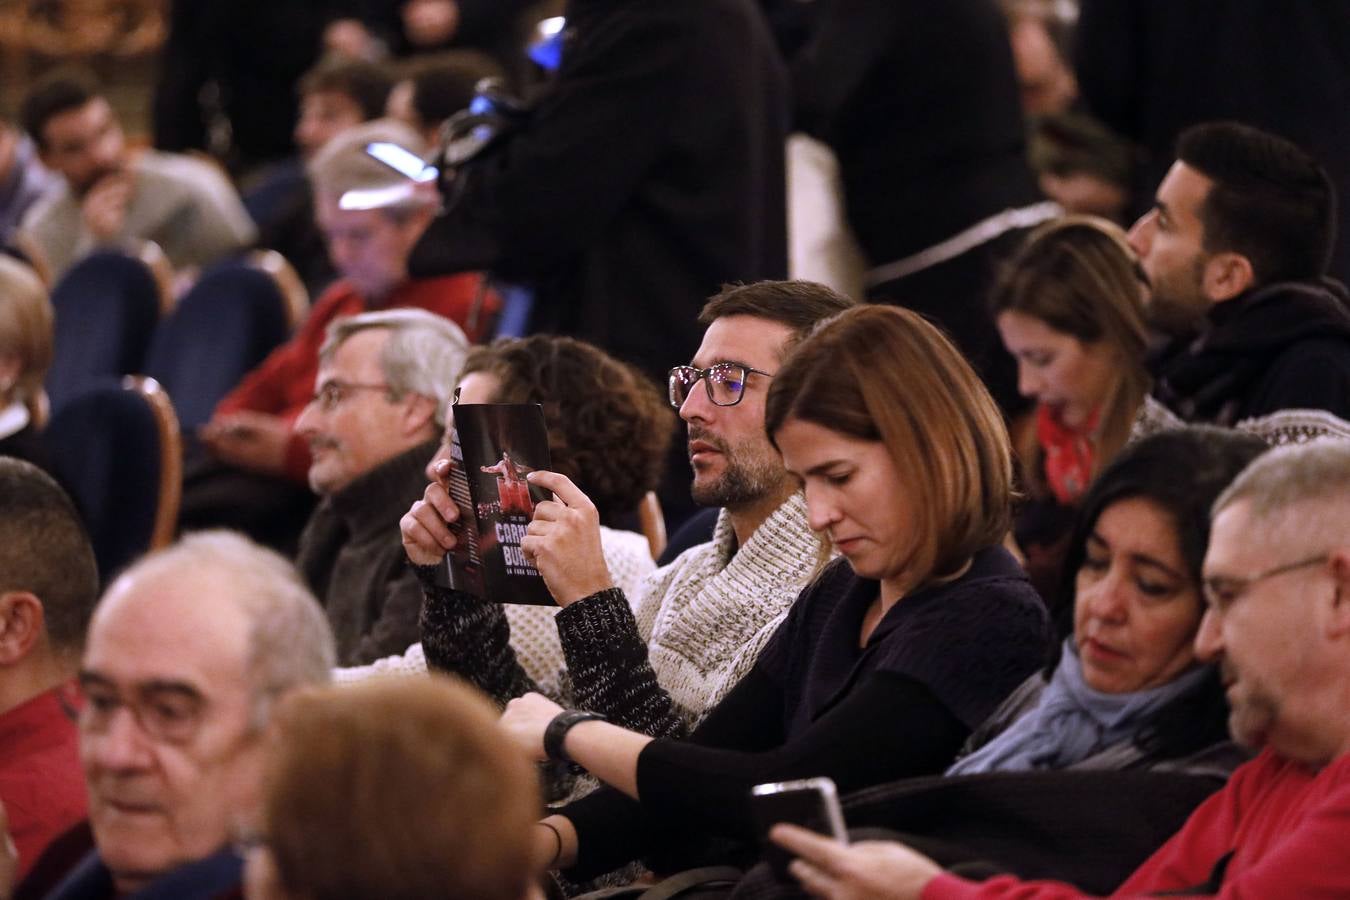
460, 336, 675, 519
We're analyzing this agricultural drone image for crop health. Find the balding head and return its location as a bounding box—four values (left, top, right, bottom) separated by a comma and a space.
79, 531, 334, 894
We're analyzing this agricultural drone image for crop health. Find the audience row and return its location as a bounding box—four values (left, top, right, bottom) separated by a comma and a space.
2, 1, 1350, 898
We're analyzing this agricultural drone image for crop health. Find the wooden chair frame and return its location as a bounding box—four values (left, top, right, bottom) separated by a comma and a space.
245, 249, 311, 331
121, 375, 182, 550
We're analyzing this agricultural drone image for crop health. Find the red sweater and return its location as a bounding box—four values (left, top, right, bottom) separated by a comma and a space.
0, 682, 86, 883
214, 273, 494, 482
924, 748, 1350, 900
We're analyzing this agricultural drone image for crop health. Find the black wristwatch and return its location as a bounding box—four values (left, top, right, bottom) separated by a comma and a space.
544, 710, 607, 763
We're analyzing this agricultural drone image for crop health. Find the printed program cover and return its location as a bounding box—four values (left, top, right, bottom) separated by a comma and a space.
435, 403, 555, 605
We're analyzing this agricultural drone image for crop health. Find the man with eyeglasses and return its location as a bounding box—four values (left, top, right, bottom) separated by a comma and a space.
410, 280, 853, 752
768, 439, 1350, 899
48, 531, 335, 900
292, 308, 467, 666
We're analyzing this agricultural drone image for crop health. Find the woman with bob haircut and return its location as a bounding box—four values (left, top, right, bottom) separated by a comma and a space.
497, 305, 1048, 882
243, 676, 543, 900
992, 215, 1150, 591
0, 254, 54, 469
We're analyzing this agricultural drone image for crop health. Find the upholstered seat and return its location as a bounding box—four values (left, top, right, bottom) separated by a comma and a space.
46, 249, 164, 411
144, 255, 302, 430
46, 376, 181, 584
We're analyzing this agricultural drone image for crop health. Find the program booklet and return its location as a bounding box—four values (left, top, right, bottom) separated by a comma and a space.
434, 403, 555, 605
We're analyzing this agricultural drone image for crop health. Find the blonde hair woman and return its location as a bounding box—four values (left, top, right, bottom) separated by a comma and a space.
0, 255, 54, 468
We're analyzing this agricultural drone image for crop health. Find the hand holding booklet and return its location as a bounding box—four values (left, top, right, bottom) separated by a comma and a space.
434, 403, 556, 605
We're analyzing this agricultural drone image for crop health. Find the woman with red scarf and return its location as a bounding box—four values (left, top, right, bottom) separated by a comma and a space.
994, 216, 1150, 596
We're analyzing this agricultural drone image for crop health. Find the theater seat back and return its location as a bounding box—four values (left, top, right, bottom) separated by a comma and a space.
47, 377, 182, 584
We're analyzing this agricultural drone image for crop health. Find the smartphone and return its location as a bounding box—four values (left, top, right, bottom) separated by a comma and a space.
750, 777, 848, 880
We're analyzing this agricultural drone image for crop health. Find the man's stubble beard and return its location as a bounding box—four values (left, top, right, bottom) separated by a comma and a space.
688, 429, 788, 511
1146, 256, 1212, 336
1223, 659, 1280, 751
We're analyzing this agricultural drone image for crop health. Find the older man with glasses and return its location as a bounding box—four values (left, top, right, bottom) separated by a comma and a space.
292, 308, 467, 667
47, 532, 334, 900
408, 280, 854, 757
770, 438, 1350, 899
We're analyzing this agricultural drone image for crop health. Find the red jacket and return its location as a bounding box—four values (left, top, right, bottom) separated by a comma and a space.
215, 273, 494, 482
924, 748, 1350, 899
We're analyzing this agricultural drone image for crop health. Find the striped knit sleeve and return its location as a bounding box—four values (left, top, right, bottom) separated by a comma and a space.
415, 565, 541, 707
555, 588, 687, 739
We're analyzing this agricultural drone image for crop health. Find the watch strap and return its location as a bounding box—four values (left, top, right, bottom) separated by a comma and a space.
543, 709, 606, 762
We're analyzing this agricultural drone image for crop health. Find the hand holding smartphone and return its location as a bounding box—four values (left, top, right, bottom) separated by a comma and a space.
751, 777, 848, 880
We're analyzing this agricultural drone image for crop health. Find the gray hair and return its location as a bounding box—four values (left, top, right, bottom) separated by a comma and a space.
307, 117, 432, 217
115, 531, 336, 727
1213, 439, 1350, 544
319, 308, 468, 427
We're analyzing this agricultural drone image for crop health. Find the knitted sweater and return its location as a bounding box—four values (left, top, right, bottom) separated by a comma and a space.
332, 525, 654, 693
420, 491, 823, 736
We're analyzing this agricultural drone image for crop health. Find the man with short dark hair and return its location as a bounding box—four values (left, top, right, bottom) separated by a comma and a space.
250, 55, 396, 299
410, 280, 854, 738
17, 69, 256, 279
49, 531, 335, 899
385, 51, 502, 149
0, 459, 98, 886
1128, 121, 1350, 430
293, 56, 393, 162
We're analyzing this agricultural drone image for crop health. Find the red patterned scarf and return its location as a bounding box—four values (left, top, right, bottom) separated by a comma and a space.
1037, 404, 1098, 505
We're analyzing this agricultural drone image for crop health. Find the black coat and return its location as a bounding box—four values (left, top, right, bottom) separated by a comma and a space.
409, 0, 790, 380
1151, 278, 1350, 425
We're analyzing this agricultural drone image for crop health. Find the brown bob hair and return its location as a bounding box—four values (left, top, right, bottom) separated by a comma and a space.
765, 305, 1013, 584
260, 676, 539, 900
